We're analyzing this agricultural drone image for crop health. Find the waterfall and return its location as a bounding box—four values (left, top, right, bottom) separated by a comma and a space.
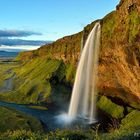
80, 29, 84, 52
68, 22, 101, 123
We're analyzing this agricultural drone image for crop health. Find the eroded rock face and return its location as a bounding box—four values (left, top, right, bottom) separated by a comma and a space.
98, 0, 140, 109
17, 32, 82, 65
17, 0, 140, 109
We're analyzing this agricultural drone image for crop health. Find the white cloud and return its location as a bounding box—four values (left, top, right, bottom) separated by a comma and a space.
0, 45, 40, 52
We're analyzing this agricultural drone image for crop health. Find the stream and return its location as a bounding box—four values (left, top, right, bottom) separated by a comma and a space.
0, 101, 66, 131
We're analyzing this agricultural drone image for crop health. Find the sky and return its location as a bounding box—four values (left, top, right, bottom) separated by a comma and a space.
0, 0, 120, 51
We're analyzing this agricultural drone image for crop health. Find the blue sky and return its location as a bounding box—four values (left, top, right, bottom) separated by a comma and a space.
0, 0, 120, 50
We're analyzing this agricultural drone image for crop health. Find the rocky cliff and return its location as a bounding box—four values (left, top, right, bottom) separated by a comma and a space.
99, 0, 140, 109
15, 0, 140, 109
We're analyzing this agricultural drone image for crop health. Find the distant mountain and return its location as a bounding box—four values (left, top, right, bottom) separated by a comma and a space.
0, 39, 53, 46
0, 50, 19, 58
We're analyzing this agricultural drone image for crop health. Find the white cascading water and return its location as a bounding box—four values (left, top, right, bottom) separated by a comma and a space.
68, 22, 101, 123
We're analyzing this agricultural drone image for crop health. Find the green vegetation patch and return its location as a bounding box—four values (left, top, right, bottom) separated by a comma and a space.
0, 57, 73, 104
65, 63, 76, 84
0, 58, 65, 104
128, 10, 140, 43
0, 106, 43, 132
28, 105, 48, 110
97, 96, 124, 119
0, 129, 97, 140
102, 110, 140, 140
120, 110, 140, 133
102, 11, 116, 38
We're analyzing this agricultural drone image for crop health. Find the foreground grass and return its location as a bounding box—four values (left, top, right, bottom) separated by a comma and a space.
0, 127, 139, 140
0, 110, 139, 140
0, 129, 97, 140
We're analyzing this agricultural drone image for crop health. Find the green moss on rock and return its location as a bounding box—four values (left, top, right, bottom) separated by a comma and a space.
65, 63, 76, 84
120, 110, 140, 130
97, 96, 124, 119
105, 110, 140, 140
102, 11, 116, 38
128, 10, 140, 43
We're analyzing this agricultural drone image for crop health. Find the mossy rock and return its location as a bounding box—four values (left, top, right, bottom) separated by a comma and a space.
128, 9, 140, 43
126, 107, 134, 113
104, 110, 140, 140
97, 96, 124, 119
65, 63, 76, 84
120, 110, 140, 131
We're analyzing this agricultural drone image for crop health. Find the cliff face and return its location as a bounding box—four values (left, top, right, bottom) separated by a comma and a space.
15, 0, 140, 109
17, 32, 82, 65
17, 21, 99, 65
99, 0, 140, 109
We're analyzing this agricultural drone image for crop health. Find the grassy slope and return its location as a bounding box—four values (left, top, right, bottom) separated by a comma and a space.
0, 58, 74, 104
0, 106, 43, 132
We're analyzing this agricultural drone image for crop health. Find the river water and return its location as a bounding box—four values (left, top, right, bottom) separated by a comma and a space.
0, 101, 61, 131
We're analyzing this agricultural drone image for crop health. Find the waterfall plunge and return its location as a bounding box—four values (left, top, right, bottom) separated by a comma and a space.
68, 22, 101, 123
